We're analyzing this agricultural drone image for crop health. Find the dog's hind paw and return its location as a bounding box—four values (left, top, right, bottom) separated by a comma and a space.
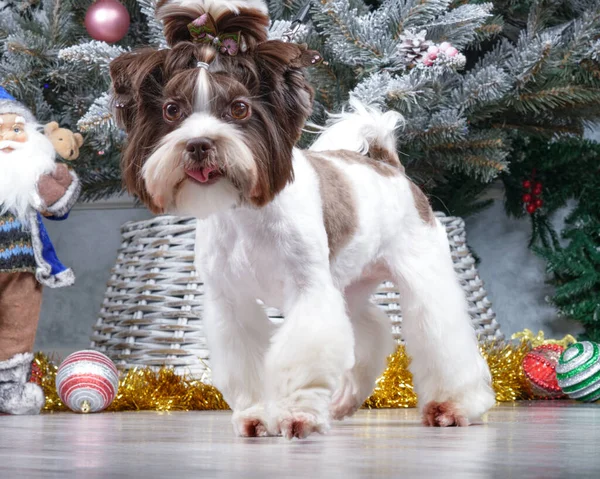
330, 376, 361, 421
422, 401, 469, 427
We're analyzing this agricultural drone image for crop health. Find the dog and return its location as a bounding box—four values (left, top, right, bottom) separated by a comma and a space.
109, 0, 495, 439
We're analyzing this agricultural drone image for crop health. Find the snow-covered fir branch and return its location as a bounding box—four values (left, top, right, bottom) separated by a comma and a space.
268, 19, 309, 42
58, 41, 129, 74
77, 92, 115, 133
137, 0, 168, 48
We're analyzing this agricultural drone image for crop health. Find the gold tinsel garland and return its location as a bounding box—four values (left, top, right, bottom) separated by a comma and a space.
35, 354, 229, 413
34, 329, 576, 413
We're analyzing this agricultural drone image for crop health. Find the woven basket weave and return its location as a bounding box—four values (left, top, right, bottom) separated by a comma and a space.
91, 213, 503, 376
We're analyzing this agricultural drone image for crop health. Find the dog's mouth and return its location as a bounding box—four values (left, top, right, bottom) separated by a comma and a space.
0, 147, 15, 153
184, 166, 223, 185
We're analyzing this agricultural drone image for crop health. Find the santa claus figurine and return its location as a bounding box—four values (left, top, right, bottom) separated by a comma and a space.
0, 87, 80, 415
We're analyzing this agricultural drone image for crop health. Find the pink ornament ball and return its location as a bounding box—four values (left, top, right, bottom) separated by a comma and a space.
439, 42, 452, 52
446, 47, 459, 57
422, 58, 434, 66
85, 0, 130, 43
56, 350, 119, 413
427, 45, 439, 55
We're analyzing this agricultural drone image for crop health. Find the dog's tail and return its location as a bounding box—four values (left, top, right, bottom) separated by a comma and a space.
309, 97, 404, 169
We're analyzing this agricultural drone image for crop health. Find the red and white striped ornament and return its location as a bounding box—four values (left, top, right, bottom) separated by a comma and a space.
56, 350, 119, 413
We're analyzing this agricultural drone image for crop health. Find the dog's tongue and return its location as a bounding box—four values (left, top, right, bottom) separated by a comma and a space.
186, 166, 216, 183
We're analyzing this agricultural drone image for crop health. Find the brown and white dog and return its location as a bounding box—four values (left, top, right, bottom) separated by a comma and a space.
110, 0, 495, 439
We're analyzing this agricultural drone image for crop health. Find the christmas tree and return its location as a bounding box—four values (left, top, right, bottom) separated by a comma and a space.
2, 0, 599, 206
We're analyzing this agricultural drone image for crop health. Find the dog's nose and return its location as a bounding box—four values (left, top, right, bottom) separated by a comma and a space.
186, 138, 214, 162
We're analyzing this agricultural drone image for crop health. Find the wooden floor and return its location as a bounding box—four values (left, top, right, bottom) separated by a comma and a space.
1, 402, 599, 478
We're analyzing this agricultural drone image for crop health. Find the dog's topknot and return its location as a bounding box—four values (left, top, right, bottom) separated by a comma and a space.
157, 0, 270, 48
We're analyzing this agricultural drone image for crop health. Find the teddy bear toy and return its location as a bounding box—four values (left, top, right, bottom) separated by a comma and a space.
44, 121, 84, 161
0, 86, 80, 415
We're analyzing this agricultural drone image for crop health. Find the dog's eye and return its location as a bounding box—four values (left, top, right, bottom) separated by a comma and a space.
163, 103, 182, 122
230, 101, 250, 120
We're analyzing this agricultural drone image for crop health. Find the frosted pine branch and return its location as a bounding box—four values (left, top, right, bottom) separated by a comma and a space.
352, 71, 395, 106
455, 65, 512, 111
137, 0, 168, 48
317, 0, 392, 65
425, 4, 493, 49
268, 19, 309, 42
59, 41, 128, 73
77, 92, 115, 133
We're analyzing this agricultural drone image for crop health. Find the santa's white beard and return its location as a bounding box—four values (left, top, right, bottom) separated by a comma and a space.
0, 126, 56, 222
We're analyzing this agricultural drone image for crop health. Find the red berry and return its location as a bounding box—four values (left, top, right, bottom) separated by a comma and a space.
522, 193, 532, 203
534, 181, 543, 190
526, 204, 537, 214
534, 186, 543, 196
522, 179, 532, 189
535, 198, 543, 208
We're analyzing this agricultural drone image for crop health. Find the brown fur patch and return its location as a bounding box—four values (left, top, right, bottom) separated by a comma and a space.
368, 144, 404, 172
327, 149, 400, 178
156, 2, 270, 48
409, 182, 435, 226
306, 152, 358, 258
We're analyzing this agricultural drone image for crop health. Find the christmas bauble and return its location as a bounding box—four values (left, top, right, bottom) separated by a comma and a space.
556, 341, 600, 402
522, 344, 566, 398
84, 0, 130, 43
56, 350, 119, 413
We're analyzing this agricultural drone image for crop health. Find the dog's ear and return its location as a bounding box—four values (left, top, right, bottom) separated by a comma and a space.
254, 41, 319, 143
244, 41, 319, 205
156, 0, 269, 48
109, 49, 169, 211
109, 49, 168, 131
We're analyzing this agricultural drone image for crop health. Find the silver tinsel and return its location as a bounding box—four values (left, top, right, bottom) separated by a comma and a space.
397, 30, 432, 67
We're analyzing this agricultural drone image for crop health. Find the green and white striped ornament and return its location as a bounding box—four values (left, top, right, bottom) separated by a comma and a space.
556, 341, 600, 402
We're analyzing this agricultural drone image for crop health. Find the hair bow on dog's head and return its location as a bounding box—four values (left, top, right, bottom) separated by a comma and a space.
187, 13, 243, 56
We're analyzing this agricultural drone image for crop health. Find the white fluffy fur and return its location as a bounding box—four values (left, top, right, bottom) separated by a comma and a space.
0, 125, 56, 222
310, 96, 404, 156
156, 99, 495, 438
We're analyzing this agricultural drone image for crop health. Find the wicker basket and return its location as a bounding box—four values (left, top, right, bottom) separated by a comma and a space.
91, 213, 502, 376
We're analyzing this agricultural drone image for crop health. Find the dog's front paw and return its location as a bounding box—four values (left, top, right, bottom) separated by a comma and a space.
232, 406, 271, 437
422, 401, 469, 427
267, 389, 331, 440
274, 410, 329, 440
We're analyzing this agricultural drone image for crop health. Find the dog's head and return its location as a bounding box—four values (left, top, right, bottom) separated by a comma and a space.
110, 1, 319, 217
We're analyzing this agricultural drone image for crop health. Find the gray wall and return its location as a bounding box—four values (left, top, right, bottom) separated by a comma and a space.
35, 188, 583, 357
465, 190, 582, 340
35, 198, 151, 357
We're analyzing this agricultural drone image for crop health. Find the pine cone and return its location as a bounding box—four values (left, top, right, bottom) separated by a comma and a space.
397, 30, 432, 67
